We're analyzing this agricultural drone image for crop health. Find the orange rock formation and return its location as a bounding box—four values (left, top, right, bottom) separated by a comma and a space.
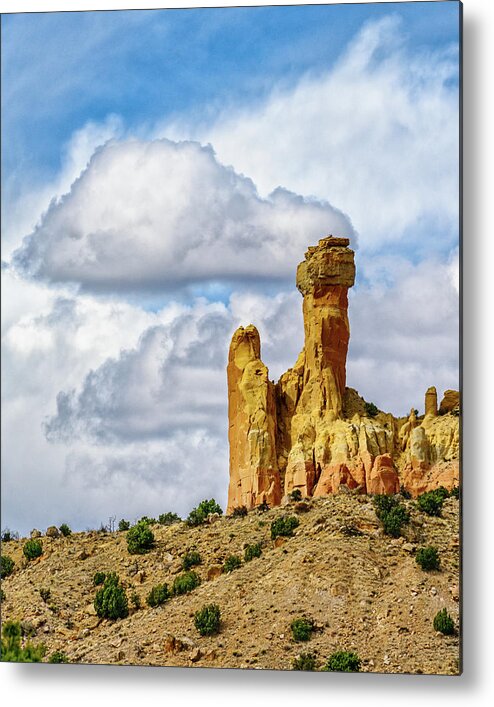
226, 236, 459, 512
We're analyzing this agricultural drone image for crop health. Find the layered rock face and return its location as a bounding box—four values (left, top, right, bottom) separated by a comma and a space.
227, 325, 282, 511
226, 236, 460, 512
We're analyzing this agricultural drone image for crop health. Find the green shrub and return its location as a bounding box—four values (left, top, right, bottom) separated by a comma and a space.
182, 550, 202, 570
194, 604, 221, 636
416, 546, 440, 571
93, 571, 106, 586
323, 650, 361, 672
364, 401, 379, 418
271, 516, 300, 539
186, 499, 223, 527
0, 555, 15, 578
118, 519, 130, 531
292, 652, 316, 670
417, 490, 444, 517
59, 523, 71, 537
39, 588, 51, 603
450, 486, 460, 499
130, 591, 141, 610
373, 495, 409, 537
23, 539, 43, 561
146, 583, 170, 607
127, 520, 155, 554
400, 487, 412, 500
244, 543, 262, 562
158, 512, 181, 526
173, 570, 201, 596
49, 650, 69, 663
231, 505, 248, 518
2, 529, 18, 542
94, 572, 128, 620
0, 588, 5, 603
138, 515, 156, 525
257, 501, 270, 512
289, 489, 302, 502
223, 555, 242, 573
290, 617, 314, 642
373, 494, 398, 517
0, 621, 46, 663
381, 505, 410, 537
433, 608, 455, 635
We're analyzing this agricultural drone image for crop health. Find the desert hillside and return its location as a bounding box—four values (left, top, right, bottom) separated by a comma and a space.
1, 492, 460, 674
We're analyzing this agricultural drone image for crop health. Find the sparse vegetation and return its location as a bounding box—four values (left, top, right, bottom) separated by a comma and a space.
0, 589, 5, 603
433, 608, 455, 635
130, 590, 141, 610
94, 572, 128, 620
373, 495, 410, 537
231, 505, 248, 518
323, 650, 361, 672
271, 516, 300, 539
39, 588, 51, 602
0, 555, 15, 578
290, 617, 314, 642
416, 546, 440, 571
257, 501, 270, 512
186, 499, 223, 527
158, 512, 181, 526
172, 570, 201, 595
292, 652, 316, 670
182, 550, 202, 570
23, 538, 43, 561
223, 554, 242, 573
1, 620, 46, 662
118, 519, 130, 531
49, 650, 69, 663
146, 583, 170, 607
244, 543, 262, 562
400, 487, 412, 500
126, 519, 155, 554
1, 529, 18, 542
93, 571, 106, 586
289, 489, 302, 502
194, 604, 221, 636
59, 523, 72, 537
417, 490, 445, 517
364, 401, 379, 418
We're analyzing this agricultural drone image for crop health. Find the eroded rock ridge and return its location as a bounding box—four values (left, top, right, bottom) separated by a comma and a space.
227, 237, 459, 511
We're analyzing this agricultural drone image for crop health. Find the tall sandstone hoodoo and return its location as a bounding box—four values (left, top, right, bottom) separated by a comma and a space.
227, 236, 460, 512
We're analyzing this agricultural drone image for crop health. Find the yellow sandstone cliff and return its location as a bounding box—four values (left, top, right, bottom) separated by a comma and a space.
227, 237, 459, 512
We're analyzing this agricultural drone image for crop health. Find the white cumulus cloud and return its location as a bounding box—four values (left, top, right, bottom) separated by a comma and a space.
12, 138, 354, 291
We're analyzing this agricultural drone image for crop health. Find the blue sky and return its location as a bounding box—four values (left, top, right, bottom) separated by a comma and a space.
2, 2, 459, 196
1, 2, 461, 533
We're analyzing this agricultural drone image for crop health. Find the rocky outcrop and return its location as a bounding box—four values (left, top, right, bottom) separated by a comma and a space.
226, 236, 460, 511
439, 390, 460, 415
425, 386, 438, 417
227, 325, 281, 512
277, 237, 356, 498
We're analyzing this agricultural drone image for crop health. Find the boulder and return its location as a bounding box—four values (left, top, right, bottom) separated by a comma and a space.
439, 389, 460, 415
366, 454, 400, 495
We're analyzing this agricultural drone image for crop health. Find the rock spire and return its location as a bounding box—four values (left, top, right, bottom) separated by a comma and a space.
226, 236, 459, 512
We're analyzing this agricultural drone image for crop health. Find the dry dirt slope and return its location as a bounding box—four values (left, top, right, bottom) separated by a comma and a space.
1, 494, 460, 674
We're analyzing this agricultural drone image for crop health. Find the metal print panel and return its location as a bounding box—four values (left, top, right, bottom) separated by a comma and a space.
1, 1, 461, 674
